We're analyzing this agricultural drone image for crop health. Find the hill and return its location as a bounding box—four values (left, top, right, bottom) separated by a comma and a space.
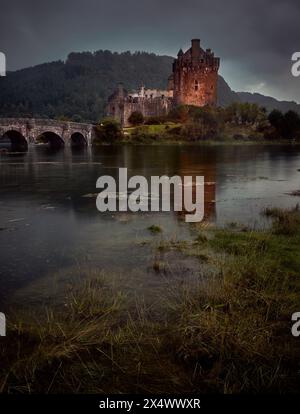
236, 91, 300, 113
0, 50, 299, 122
0, 51, 173, 122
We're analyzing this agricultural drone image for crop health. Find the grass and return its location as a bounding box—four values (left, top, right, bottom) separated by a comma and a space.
0, 273, 191, 393
262, 204, 300, 235
124, 123, 181, 135
168, 207, 300, 392
122, 123, 267, 145
1, 207, 300, 393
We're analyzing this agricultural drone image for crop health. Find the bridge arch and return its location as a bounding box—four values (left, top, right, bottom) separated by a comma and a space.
70, 132, 87, 148
0, 129, 28, 152
36, 131, 65, 148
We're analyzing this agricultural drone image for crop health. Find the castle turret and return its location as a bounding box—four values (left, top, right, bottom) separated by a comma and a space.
167, 74, 174, 92
117, 82, 126, 98
191, 39, 201, 59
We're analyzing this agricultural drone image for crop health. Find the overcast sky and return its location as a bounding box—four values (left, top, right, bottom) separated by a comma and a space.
0, 0, 299, 102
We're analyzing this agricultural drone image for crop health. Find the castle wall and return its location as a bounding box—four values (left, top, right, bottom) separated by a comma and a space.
107, 85, 173, 127
174, 66, 218, 107
107, 100, 125, 125
123, 97, 172, 127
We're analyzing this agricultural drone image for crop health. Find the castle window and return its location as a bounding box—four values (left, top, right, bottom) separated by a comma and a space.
194, 80, 199, 91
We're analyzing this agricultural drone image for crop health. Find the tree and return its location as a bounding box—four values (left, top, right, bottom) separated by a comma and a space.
128, 111, 144, 126
284, 110, 300, 139
95, 118, 123, 143
72, 114, 83, 123
268, 109, 300, 139
56, 115, 70, 122
224, 102, 265, 125
268, 109, 283, 130
168, 105, 190, 123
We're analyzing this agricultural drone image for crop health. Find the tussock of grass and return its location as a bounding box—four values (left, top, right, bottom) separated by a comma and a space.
194, 233, 208, 243
148, 224, 162, 234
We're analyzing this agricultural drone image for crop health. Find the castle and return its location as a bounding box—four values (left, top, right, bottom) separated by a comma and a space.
107, 39, 220, 126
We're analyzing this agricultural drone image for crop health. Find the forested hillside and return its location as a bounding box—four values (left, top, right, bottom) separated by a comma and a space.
0, 51, 173, 122
0, 50, 299, 122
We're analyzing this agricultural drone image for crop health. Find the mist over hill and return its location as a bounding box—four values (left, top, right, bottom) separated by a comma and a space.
0, 50, 299, 122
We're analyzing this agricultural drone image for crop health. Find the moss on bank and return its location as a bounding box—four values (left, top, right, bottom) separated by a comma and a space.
1, 208, 300, 393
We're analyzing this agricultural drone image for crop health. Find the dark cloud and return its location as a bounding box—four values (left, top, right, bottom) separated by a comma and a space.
0, 0, 299, 102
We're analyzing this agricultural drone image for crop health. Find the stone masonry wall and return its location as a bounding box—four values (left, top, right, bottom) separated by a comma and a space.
123, 97, 173, 127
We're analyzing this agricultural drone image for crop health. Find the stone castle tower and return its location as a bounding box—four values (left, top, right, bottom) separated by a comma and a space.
171, 39, 220, 107
107, 39, 220, 126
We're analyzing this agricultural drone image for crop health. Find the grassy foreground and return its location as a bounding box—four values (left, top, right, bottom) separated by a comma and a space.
1, 207, 300, 393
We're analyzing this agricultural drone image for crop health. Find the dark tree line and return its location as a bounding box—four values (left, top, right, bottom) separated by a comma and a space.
267, 109, 300, 139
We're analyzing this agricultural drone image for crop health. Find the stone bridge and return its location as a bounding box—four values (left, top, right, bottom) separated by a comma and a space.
0, 118, 97, 149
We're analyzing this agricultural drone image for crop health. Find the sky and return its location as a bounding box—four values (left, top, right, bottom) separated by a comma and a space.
0, 0, 299, 102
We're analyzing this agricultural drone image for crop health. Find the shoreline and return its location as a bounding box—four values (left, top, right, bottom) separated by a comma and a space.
1, 206, 300, 393
96, 139, 300, 146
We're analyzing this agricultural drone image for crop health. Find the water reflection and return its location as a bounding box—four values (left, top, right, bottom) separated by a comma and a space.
0, 144, 300, 304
